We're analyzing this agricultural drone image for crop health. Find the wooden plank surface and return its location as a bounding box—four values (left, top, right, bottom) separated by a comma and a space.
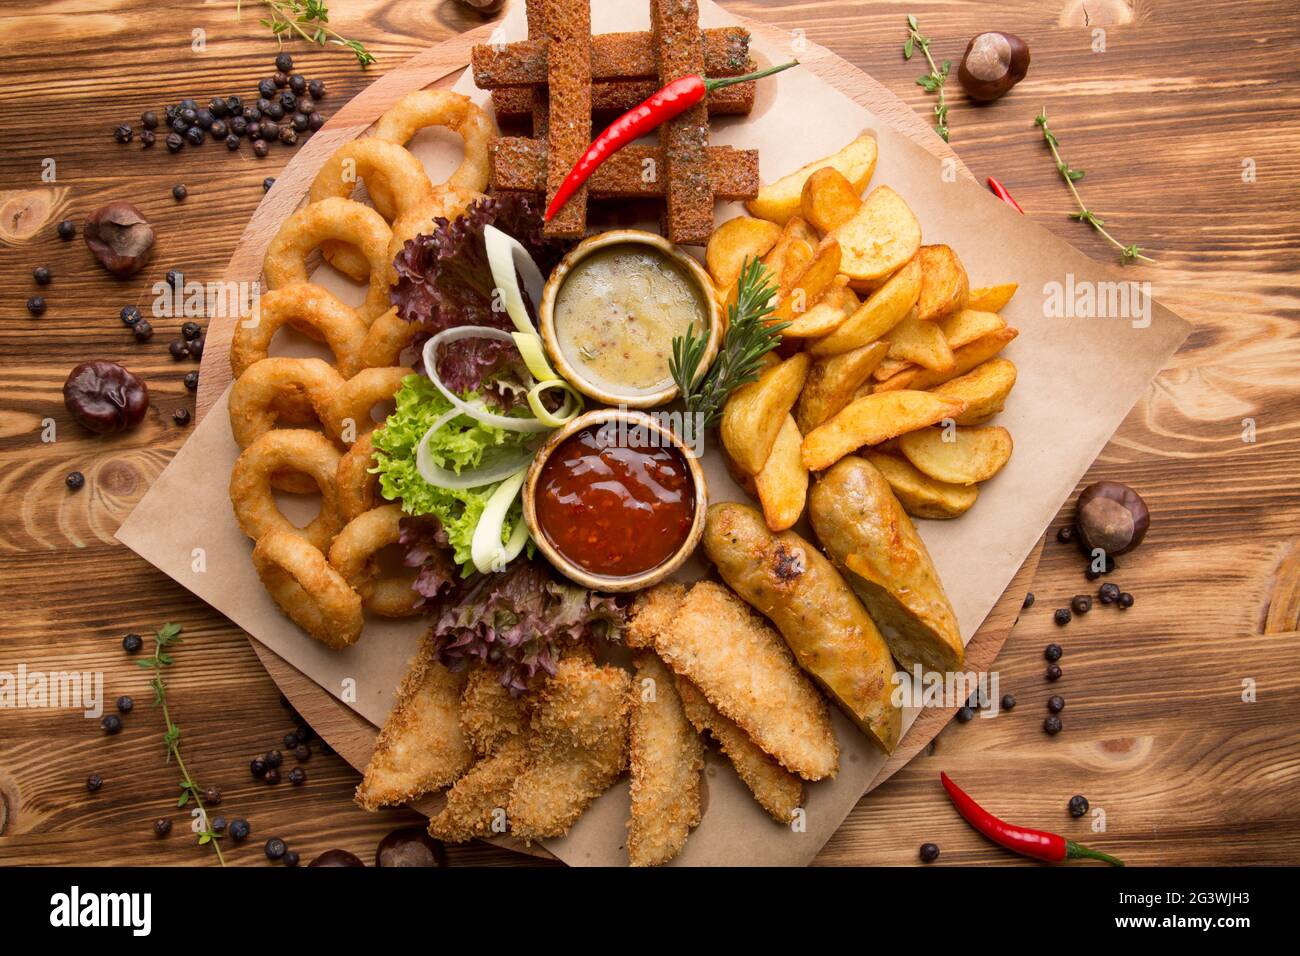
0, 0, 1297, 867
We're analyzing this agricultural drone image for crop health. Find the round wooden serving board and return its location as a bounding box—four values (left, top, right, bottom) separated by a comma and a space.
195, 11, 1043, 862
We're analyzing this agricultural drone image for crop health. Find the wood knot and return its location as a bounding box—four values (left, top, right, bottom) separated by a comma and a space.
0, 187, 71, 246
1058, 0, 1136, 27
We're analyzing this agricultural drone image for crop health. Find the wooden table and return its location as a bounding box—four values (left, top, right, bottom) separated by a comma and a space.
1, 0, 1296, 867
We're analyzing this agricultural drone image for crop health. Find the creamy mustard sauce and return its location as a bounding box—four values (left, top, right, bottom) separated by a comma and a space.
554, 244, 706, 395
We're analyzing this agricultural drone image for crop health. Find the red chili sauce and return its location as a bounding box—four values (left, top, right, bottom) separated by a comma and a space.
535, 423, 695, 578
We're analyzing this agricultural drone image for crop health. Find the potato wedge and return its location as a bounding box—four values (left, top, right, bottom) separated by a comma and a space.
762, 217, 819, 293
930, 358, 1018, 425
801, 167, 862, 235
745, 134, 879, 226
796, 340, 889, 433
769, 239, 841, 325
781, 275, 856, 338
830, 185, 921, 281
967, 281, 1018, 313
865, 451, 978, 519
914, 245, 969, 322
897, 425, 1014, 484
755, 415, 808, 531
874, 327, 1019, 392
801, 390, 967, 472
884, 310, 955, 372
706, 216, 782, 295
940, 308, 1006, 349
722, 353, 811, 475
808, 254, 922, 357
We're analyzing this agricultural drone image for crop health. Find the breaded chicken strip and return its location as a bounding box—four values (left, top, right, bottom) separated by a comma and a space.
427, 736, 530, 843
355, 638, 474, 811
460, 665, 528, 757
627, 653, 704, 866
644, 581, 838, 781
626, 582, 688, 649
675, 676, 804, 824
508, 658, 631, 843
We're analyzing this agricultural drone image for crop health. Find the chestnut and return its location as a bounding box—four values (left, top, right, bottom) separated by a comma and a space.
308, 848, 365, 867
63, 360, 150, 434
1075, 481, 1149, 556
375, 826, 448, 867
958, 31, 1030, 102
84, 202, 155, 278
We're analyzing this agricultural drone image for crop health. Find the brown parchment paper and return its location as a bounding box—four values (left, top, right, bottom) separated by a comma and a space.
117, 0, 1190, 866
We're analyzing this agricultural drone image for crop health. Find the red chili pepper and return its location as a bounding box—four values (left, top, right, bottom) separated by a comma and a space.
987, 176, 1025, 214
544, 60, 800, 222
940, 772, 1124, 866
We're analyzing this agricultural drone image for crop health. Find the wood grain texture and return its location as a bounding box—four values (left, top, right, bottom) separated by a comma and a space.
1, 0, 1297, 867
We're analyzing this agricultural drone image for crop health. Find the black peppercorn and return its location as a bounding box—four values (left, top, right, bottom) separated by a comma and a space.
114, 125, 133, 143
184, 126, 205, 146
296, 96, 315, 116
183, 370, 199, 391
209, 97, 228, 117
919, 842, 940, 863
279, 127, 298, 146
26, 296, 46, 316
266, 749, 283, 768
101, 714, 122, 735
294, 743, 311, 762
119, 305, 141, 326
289, 767, 306, 786
230, 115, 247, 136
956, 705, 974, 723
204, 786, 221, 806
1000, 693, 1015, 710
1118, 591, 1134, 609
211, 815, 227, 832
180, 321, 201, 340
1047, 695, 1065, 713
279, 90, 297, 111
86, 773, 103, 791
1098, 582, 1120, 604
260, 121, 280, 142
166, 269, 183, 287
180, 108, 197, 125
166, 132, 184, 153
265, 837, 288, 860
251, 756, 268, 778
308, 78, 325, 99
1068, 794, 1089, 817
1053, 608, 1070, 626
66, 471, 85, 490
226, 95, 243, 114
264, 101, 285, 121
1045, 662, 1062, 682
1045, 643, 1063, 661
308, 111, 325, 131
1044, 715, 1063, 735
225, 134, 240, 151
289, 73, 307, 95
255, 97, 274, 116
276, 52, 294, 73
263, 176, 276, 192
172, 184, 188, 202
154, 818, 172, 837
229, 818, 251, 841
253, 139, 270, 158
195, 109, 214, 130
210, 119, 227, 139
246, 122, 262, 141
58, 219, 76, 240
258, 77, 278, 99
173, 407, 191, 426
187, 336, 203, 361
284, 850, 301, 867
142, 110, 158, 130
242, 106, 261, 123
264, 768, 282, 785
283, 731, 299, 749
1056, 524, 1075, 544
33, 266, 51, 284
273, 70, 289, 88
291, 112, 308, 133
179, 98, 198, 112
1071, 594, 1092, 615
170, 117, 189, 135
132, 319, 154, 342
122, 633, 143, 653
168, 340, 187, 360
140, 130, 156, 148
116, 695, 134, 714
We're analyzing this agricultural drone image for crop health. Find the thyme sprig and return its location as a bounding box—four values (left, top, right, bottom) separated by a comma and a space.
904, 15, 951, 142
239, 0, 376, 68
139, 623, 225, 866
1035, 108, 1153, 265
671, 257, 786, 429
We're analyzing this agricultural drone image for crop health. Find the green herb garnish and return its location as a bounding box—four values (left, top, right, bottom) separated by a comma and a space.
904, 15, 951, 142
140, 623, 225, 865
240, 0, 376, 68
1035, 108, 1153, 265
671, 257, 786, 429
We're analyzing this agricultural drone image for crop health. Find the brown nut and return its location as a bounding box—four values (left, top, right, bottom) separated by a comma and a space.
958, 32, 1030, 102
84, 202, 155, 277
1075, 481, 1149, 556
63, 360, 150, 434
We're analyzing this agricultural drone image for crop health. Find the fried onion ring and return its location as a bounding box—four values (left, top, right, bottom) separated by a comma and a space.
230, 429, 344, 552
358, 307, 421, 370
310, 140, 437, 283
336, 431, 381, 522
231, 285, 370, 379
384, 186, 485, 285
370, 90, 494, 195
263, 197, 393, 322
253, 530, 363, 650
229, 357, 345, 448
321, 365, 413, 442
328, 504, 420, 618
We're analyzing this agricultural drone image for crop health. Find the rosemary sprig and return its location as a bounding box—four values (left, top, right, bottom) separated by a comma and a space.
904, 15, 950, 142
1035, 108, 1153, 265
239, 0, 377, 68
671, 257, 786, 428
139, 623, 225, 866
